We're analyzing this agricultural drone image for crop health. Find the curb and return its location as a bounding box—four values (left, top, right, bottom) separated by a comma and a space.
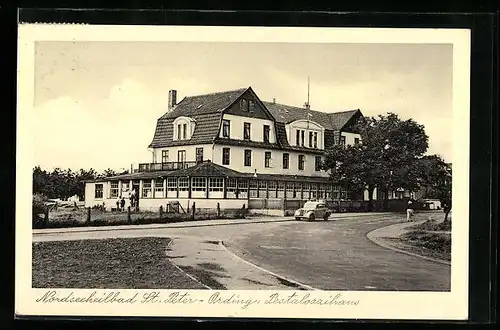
32, 218, 296, 235
366, 222, 451, 266
219, 240, 319, 291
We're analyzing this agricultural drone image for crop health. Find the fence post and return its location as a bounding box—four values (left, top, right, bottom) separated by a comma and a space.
127, 206, 131, 224
217, 202, 220, 218
159, 205, 163, 220
191, 202, 196, 220
86, 207, 91, 224
44, 209, 49, 226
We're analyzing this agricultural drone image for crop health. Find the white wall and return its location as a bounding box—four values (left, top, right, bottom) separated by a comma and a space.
219, 114, 276, 143
84, 181, 110, 208
153, 144, 213, 163
212, 145, 328, 177
341, 132, 361, 146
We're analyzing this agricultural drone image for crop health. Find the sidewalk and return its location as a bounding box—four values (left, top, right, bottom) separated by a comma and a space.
366, 219, 451, 265
32, 211, 391, 235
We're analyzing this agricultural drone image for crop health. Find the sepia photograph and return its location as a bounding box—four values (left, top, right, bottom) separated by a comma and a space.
16, 24, 470, 320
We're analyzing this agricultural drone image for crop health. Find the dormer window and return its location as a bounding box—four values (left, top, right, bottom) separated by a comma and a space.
249, 100, 255, 112
173, 116, 196, 141
286, 120, 325, 149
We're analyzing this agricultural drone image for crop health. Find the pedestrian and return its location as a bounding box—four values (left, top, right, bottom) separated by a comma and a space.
406, 200, 414, 222
129, 189, 135, 208
120, 196, 125, 211
116, 197, 120, 212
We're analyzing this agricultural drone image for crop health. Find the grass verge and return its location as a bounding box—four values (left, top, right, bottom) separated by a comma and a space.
32, 237, 207, 289
385, 230, 451, 262
410, 219, 451, 232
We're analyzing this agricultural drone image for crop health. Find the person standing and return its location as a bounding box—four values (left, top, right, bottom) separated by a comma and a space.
116, 197, 120, 212
120, 197, 125, 211
406, 200, 414, 222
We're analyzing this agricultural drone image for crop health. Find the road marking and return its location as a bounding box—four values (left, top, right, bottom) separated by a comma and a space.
165, 239, 213, 290
220, 241, 319, 291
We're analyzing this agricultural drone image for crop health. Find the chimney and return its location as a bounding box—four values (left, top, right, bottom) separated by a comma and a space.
168, 90, 177, 110
272, 98, 276, 104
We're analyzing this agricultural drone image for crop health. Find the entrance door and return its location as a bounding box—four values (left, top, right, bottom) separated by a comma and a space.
132, 183, 140, 208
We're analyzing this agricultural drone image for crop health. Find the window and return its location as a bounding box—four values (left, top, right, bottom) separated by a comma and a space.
354, 137, 360, 145
177, 124, 182, 140
277, 181, 285, 198
222, 148, 230, 165
182, 124, 187, 139
196, 148, 204, 163
110, 182, 119, 198
296, 130, 300, 146
222, 119, 230, 138
95, 184, 103, 199
226, 178, 237, 198
238, 179, 248, 198
315, 156, 322, 171
178, 150, 186, 163
162, 150, 169, 163
309, 131, 313, 148
313, 132, 318, 148
244, 149, 252, 166
154, 178, 164, 198
298, 155, 305, 170
209, 178, 223, 192
283, 153, 289, 169
265, 152, 271, 168
301, 130, 305, 146
249, 100, 256, 112
142, 181, 152, 198
122, 182, 129, 193
340, 135, 346, 146
178, 177, 189, 191
263, 125, 270, 143
167, 178, 177, 192
192, 177, 207, 192
244, 122, 251, 140
268, 181, 277, 198
240, 99, 248, 111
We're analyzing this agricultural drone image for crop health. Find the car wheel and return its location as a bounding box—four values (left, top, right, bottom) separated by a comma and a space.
308, 213, 315, 222
295, 217, 300, 221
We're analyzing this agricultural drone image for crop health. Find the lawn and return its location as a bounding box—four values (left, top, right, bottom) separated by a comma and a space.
32, 237, 207, 289
386, 230, 451, 262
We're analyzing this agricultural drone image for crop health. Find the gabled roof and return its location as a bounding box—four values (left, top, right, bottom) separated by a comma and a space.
149, 87, 363, 149
150, 88, 249, 148
160, 88, 248, 119
262, 101, 361, 131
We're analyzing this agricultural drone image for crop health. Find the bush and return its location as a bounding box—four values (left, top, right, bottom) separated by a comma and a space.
33, 193, 49, 228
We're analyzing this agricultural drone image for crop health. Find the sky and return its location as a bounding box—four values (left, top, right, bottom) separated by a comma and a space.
33, 41, 453, 172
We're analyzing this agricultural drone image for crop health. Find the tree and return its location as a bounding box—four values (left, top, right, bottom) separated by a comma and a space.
417, 156, 452, 221
324, 113, 429, 211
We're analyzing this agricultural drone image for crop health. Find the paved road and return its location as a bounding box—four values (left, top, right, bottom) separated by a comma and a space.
33, 212, 450, 291
225, 214, 450, 291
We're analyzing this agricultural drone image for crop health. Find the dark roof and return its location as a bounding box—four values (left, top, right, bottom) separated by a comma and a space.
160, 88, 248, 119
149, 88, 248, 148
171, 161, 244, 178
149, 87, 362, 149
263, 101, 360, 131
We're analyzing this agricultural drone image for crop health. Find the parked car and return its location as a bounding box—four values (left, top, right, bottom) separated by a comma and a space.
294, 201, 331, 221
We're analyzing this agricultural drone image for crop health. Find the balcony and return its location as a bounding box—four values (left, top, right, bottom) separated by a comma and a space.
137, 161, 198, 172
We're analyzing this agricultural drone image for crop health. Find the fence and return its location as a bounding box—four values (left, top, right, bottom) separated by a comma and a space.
33, 202, 248, 229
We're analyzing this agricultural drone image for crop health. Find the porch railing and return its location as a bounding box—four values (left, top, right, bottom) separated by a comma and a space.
138, 161, 198, 172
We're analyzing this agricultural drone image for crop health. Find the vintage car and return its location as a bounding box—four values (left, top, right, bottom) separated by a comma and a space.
294, 201, 331, 221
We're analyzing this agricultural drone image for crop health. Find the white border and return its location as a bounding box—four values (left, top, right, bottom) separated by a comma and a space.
16, 24, 470, 320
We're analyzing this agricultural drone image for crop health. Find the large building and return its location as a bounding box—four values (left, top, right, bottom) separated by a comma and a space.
84, 86, 365, 214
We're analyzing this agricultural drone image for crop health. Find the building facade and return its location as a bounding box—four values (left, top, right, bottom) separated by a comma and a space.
84, 86, 366, 214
